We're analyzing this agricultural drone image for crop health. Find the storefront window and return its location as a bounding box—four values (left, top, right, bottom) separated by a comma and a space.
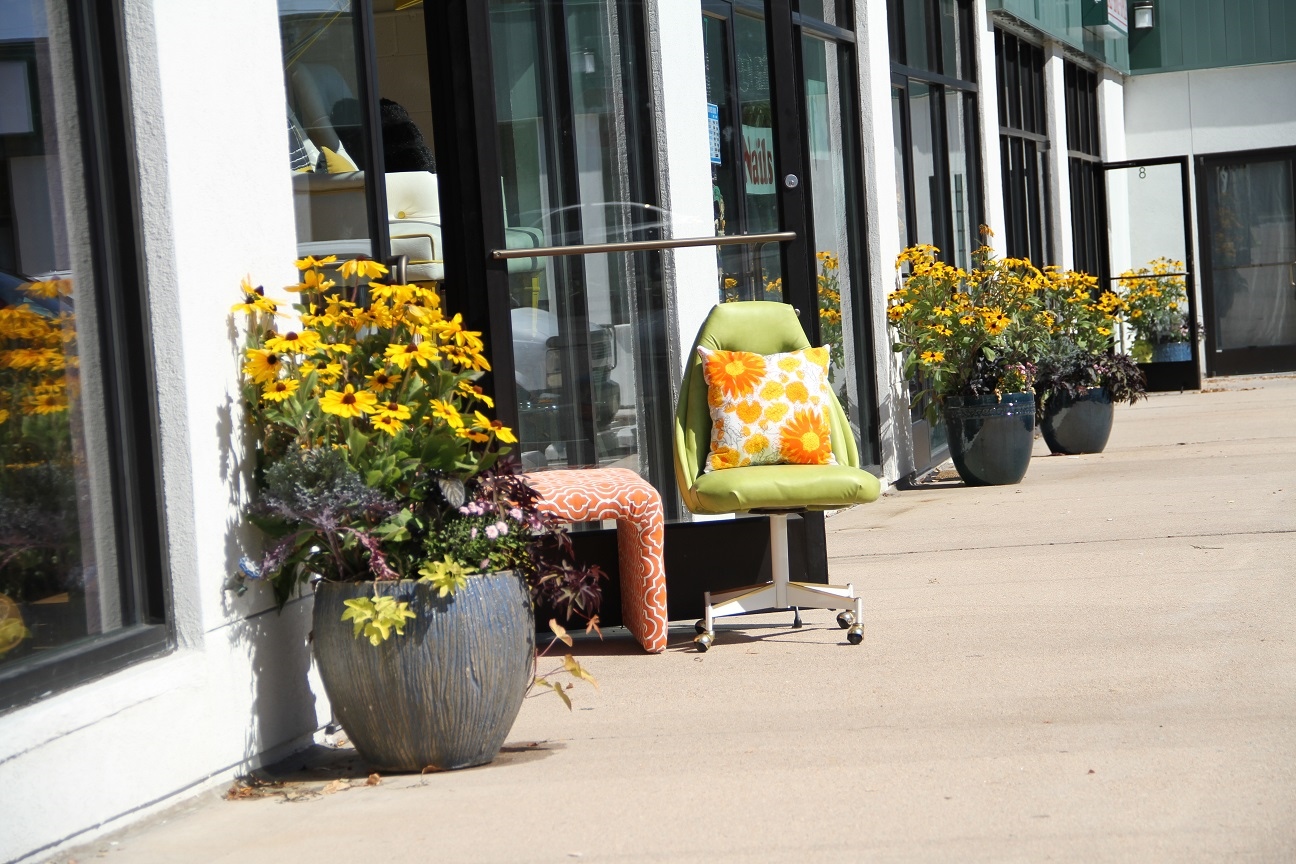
278, 0, 381, 261
890, 0, 980, 466
801, 25, 876, 465
997, 29, 1050, 264
488, 0, 670, 481
707, 9, 783, 303
0, 0, 165, 709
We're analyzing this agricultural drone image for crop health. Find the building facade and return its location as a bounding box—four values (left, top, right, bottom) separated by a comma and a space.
1, 1, 1293, 860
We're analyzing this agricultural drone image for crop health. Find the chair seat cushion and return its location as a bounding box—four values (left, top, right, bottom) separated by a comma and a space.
688, 463, 881, 514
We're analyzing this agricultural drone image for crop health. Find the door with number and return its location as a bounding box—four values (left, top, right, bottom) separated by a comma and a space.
1103, 157, 1201, 392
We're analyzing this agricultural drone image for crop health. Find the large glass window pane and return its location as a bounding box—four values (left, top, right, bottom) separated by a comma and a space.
802, 35, 874, 462
939, 0, 971, 80
372, 0, 444, 286
490, 0, 668, 478
0, 2, 133, 676
945, 90, 974, 268
892, 86, 909, 249
707, 11, 782, 303
902, 0, 930, 71
279, 0, 379, 260
1205, 159, 1296, 350
908, 80, 938, 248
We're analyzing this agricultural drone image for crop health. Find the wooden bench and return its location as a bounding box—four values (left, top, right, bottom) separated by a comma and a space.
523, 467, 667, 653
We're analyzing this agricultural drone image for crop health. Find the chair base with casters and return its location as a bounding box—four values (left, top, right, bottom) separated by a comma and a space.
692, 511, 863, 651
673, 301, 882, 652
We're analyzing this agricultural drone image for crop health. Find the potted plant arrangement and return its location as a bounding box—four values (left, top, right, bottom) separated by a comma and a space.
232, 256, 603, 773
1116, 257, 1191, 363
889, 236, 1047, 486
1032, 267, 1146, 455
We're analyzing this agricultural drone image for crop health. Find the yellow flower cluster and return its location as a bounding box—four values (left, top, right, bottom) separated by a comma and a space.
889, 239, 1047, 402
1117, 258, 1187, 344
0, 281, 76, 431
235, 256, 513, 452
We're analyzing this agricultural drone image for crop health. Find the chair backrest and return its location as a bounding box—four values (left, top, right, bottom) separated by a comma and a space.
386, 171, 440, 223
673, 301, 860, 500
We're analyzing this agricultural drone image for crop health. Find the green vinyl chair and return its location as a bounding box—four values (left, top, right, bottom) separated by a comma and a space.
673, 301, 882, 651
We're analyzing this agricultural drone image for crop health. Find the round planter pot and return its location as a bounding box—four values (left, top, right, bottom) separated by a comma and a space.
1150, 341, 1191, 363
313, 572, 535, 772
1040, 387, 1114, 455
943, 392, 1035, 486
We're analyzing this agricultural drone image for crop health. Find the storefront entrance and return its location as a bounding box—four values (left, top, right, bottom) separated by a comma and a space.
278, 0, 879, 623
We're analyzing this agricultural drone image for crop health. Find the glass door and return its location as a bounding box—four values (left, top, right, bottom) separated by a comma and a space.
703, 0, 876, 465
487, 0, 673, 490
1103, 157, 1201, 392
1197, 149, 1296, 377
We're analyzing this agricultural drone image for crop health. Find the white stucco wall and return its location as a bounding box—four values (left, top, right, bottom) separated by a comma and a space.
856, 0, 907, 481
2, 3, 327, 861
1124, 62, 1296, 161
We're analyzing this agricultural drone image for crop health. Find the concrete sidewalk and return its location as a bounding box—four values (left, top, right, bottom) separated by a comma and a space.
52, 379, 1296, 863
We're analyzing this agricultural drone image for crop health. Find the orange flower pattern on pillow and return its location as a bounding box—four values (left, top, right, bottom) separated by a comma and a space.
698, 345, 837, 472
704, 350, 766, 399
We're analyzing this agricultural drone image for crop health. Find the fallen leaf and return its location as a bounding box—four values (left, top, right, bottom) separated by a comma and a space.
365, 773, 381, 786
321, 779, 350, 795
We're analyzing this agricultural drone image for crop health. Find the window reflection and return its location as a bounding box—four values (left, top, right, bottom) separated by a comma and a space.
279, 0, 377, 260
0, 0, 122, 669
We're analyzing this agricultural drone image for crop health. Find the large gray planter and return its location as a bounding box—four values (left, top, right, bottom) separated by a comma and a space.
312, 572, 535, 772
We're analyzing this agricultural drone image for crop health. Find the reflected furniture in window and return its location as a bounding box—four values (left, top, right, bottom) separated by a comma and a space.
522, 467, 667, 653
673, 302, 880, 651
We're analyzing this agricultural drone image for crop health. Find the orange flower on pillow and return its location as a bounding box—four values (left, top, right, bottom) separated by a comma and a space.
704, 350, 765, 399
779, 409, 833, 465
697, 345, 837, 473
736, 400, 762, 423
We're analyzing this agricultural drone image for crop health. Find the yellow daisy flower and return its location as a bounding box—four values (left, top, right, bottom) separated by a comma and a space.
320, 384, 378, 418
262, 379, 298, 402
366, 369, 401, 393
243, 349, 283, 384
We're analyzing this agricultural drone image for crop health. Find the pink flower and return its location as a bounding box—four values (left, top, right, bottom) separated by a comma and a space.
485, 525, 499, 540
495, 521, 509, 536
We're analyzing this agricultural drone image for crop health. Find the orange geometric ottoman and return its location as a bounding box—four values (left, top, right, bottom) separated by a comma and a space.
522, 467, 667, 653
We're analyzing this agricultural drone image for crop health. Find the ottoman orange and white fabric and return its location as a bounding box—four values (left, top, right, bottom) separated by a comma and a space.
523, 467, 667, 653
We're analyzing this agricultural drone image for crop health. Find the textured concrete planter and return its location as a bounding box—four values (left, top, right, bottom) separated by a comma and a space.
312, 572, 535, 772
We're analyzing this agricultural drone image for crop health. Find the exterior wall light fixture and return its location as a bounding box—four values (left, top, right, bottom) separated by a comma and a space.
1132, 0, 1154, 29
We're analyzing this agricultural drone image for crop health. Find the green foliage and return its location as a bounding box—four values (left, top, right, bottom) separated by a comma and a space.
417, 554, 473, 597
340, 594, 417, 646
530, 619, 599, 710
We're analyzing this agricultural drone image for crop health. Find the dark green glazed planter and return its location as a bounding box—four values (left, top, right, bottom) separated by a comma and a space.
1040, 387, 1114, 455
313, 572, 535, 772
943, 392, 1035, 486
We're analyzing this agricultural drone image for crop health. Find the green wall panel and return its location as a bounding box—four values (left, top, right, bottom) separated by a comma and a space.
988, 0, 1129, 72
1129, 0, 1296, 73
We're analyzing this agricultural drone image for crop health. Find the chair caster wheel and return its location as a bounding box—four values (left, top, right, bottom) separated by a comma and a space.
846, 624, 864, 645
836, 611, 855, 629
694, 619, 708, 635
694, 632, 713, 652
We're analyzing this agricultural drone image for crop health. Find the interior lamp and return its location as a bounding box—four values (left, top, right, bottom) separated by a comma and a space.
1132, 0, 1154, 30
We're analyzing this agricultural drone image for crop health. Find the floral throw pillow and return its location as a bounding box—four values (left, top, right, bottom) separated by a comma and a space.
698, 345, 838, 473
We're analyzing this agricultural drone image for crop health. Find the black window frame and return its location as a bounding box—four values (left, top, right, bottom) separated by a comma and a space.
996, 27, 1051, 264
1065, 59, 1107, 283
888, 0, 982, 264
0, 0, 171, 714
